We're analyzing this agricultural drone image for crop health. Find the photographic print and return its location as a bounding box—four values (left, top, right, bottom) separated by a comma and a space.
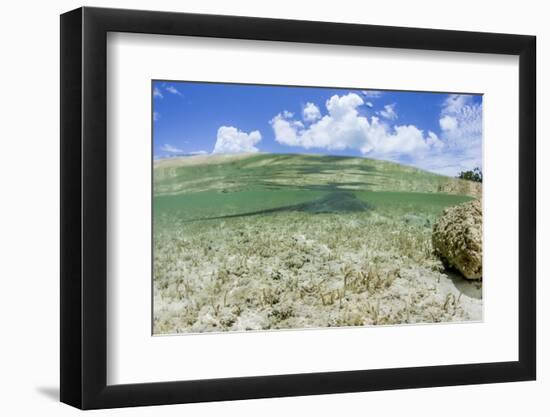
152, 81, 483, 335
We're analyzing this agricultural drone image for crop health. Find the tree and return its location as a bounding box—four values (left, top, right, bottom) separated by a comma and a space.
458, 167, 482, 183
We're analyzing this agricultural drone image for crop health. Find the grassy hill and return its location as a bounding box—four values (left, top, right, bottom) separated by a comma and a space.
154, 153, 479, 223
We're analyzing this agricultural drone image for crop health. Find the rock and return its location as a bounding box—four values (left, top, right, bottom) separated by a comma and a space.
432, 200, 482, 279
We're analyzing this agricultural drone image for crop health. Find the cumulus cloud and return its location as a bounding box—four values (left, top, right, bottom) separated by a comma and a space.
270, 115, 301, 146
426, 131, 444, 150
365, 101, 374, 108
303, 102, 321, 122
283, 110, 294, 118
379, 103, 398, 120
269, 91, 481, 176
270, 92, 482, 176
270, 93, 438, 159
374, 125, 428, 154
212, 126, 262, 154
439, 115, 457, 131
161, 143, 184, 153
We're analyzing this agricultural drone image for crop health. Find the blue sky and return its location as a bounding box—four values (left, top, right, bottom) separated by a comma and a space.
152, 81, 482, 177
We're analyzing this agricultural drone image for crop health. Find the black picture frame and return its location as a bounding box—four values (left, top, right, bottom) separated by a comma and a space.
60, 6, 536, 410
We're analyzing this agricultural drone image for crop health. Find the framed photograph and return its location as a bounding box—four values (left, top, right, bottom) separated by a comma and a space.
60, 6, 536, 409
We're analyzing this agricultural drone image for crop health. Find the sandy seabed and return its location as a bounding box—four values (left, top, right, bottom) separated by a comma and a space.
153, 210, 482, 335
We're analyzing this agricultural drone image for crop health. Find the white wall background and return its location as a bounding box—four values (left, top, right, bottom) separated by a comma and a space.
0, 0, 545, 415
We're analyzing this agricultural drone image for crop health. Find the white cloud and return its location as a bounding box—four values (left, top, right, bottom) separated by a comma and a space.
165, 85, 183, 96
153, 112, 160, 122
303, 102, 321, 122
438, 94, 482, 163
326, 93, 364, 119
379, 104, 398, 120
439, 115, 457, 131
361, 90, 383, 98
426, 131, 444, 150
365, 101, 374, 108
270, 114, 301, 146
270, 91, 482, 177
441, 94, 471, 114
161, 143, 184, 153
283, 110, 294, 118
417, 94, 482, 175
212, 126, 262, 154
271, 93, 435, 158
153, 87, 163, 99
374, 125, 428, 154
189, 150, 208, 155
